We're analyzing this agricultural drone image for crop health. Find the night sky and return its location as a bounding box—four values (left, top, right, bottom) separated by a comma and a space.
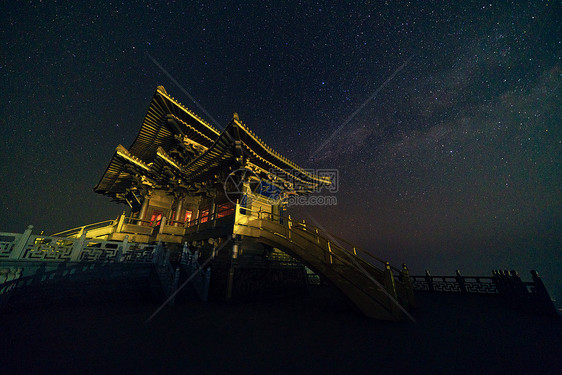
1, 2, 560, 301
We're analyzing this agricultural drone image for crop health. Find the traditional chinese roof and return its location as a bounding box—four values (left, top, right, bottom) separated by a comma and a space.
128, 86, 219, 162
94, 86, 331, 201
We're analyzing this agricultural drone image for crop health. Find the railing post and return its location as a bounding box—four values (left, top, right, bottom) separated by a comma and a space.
401, 264, 417, 308
116, 211, 126, 233
233, 202, 240, 227
10, 225, 34, 260
118, 235, 129, 262
327, 240, 333, 264
530, 270, 557, 316
384, 262, 398, 296
508, 270, 524, 301
492, 270, 504, 294
456, 270, 467, 293
383, 262, 400, 316
530, 270, 548, 299
425, 270, 434, 292
501, 270, 510, 295
76, 227, 85, 239
70, 232, 87, 262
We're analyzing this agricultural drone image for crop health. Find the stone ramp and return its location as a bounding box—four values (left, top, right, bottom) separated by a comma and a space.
233, 214, 415, 321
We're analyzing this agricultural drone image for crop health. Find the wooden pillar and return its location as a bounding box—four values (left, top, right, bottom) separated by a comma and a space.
137, 196, 150, 225
159, 216, 167, 234
210, 199, 216, 224
174, 197, 183, 227
195, 208, 201, 231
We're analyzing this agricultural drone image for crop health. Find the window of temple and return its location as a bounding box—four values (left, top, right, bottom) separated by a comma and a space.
216, 202, 235, 218
150, 210, 163, 226
200, 208, 209, 223
184, 210, 192, 223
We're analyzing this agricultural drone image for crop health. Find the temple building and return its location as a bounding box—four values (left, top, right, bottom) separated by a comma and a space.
88, 86, 333, 300
93, 86, 330, 246
69, 86, 415, 320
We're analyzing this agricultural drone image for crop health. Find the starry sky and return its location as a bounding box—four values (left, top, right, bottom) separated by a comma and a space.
1, 2, 560, 301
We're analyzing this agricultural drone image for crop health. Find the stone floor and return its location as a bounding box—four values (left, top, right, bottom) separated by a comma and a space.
1, 287, 560, 374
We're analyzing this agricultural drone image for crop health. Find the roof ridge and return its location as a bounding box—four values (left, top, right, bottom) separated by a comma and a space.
156, 86, 221, 136
233, 119, 330, 184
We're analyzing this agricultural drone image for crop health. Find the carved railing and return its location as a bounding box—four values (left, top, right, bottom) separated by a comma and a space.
411, 270, 558, 316
225, 204, 407, 278
0, 226, 164, 311
47, 204, 239, 242
51, 219, 119, 238
226, 204, 416, 319
1, 226, 157, 263
410, 271, 498, 294
1, 223, 216, 310
185, 203, 401, 275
